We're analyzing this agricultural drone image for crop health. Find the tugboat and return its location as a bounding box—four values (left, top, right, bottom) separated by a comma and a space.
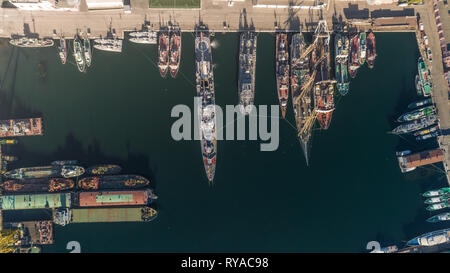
73, 35, 86, 73
58, 35, 67, 64
335, 33, 350, 95
358, 32, 366, 65
366, 30, 376, 69
275, 32, 289, 118
83, 32, 92, 68
158, 28, 170, 78
169, 26, 181, 78
237, 30, 257, 115
195, 24, 217, 184
349, 33, 360, 78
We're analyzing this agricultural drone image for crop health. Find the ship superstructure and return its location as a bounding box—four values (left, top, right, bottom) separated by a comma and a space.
195, 24, 217, 183
238, 31, 257, 115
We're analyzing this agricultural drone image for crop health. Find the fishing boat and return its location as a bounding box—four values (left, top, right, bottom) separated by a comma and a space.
58, 35, 67, 64
427, 212, 450, 223
158, 29, 170, 78
414, 125, 439, 136
349, 34, 360, 78
423, 187, 450, 197
366, 30, 376, 69
195, 24, 217, 183
396, 106, 435, 122
78, 175, 150, 190
425, 194, 450, 204
1, 178, 74, 193
86, 164, 122, 175
407, 228, 450, 246
73, 35, 86, 73
426, 201, 450, 211
169, 27, 181, 78
418, 57, 432, 97
358, 32, 366, 65
275, 33, 290, 118
129, 31, 157, 44
408, 98, 432, 109
391, 115, 437, 134
93, 38, 122, 53
314, 81, 335, 130
238, 31, 257, 115
291, 32, 313, 164
335, 33, 350, 95
83, 33, 92, 67
9, 37, 54, 48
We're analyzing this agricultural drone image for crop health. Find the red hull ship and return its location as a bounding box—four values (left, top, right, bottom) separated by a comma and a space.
275, 33, 290, 118
169, 27, 181, 78
74, 189, 156, 207
0, 118, 42, 137
366, 30, 376, 69
349, 34, 359, 78
314, 82, 335, 130
158, 30, 169, 78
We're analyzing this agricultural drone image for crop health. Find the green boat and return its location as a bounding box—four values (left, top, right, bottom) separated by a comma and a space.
423, 187, 450, 197
335, 33, 350, 96
83, 33, 92, 67
425, 194, 450, 204
418, 57, 432, 97
426, 201, 450, 211
427, 212, 450, 223
397, 106, 435, 122
73, 35, 86, 73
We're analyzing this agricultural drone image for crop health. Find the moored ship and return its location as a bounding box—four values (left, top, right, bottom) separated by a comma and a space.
0, 193, 71, 210
1, 178, 74, 193
169, 26, 182, 78
4, 164, 85, 179
93, 38, 123, 53
73, 189, 157, 207
425, 195, 450, 204
427, 212, 450, 223
416, 131, 438, 141
418, 57, 432, 97
158, 29, 170, 78
9, 37, 54, 48
408, 98, 433, 109
275, 33, 290, 118
426, 201, 450, 211
414, 125, 439, 136
0, 118, 43, 137
78, 175, 150, 190
58, 35, 67, 64
358, 32, 366, 65
73, 35, 86, 72
238, 31, 257, 115
335, 33, 350, 95
366, 30, 376, 69
129, 31, 157, 44
349, 34, 360, 78
291, 32, 314, 164
86, 164, 122, 175
396, 106, 435, 122
83, 33, 92, 67
314, 81, 335, 130
391, 115, 437, 134
423, 187, 450, 197
407, 228, 450, 246
195, 24, 217, 183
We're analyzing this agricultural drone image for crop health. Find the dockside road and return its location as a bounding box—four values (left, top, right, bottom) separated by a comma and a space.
416, 1, 450, 185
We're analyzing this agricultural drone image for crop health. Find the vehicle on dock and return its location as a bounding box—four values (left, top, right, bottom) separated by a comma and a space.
83, 33, 92, 67
418, 57, 432, 97
358, 32, 366, 65
426, 201, 450, 211
414, 125, 439, 136
73, 35, 86, 72
366, 30, 376, 69
93, 38, 123, 53
78, 175, 149, 190
9, 37, 54, 48
407, 228, 450, 246
4, 164, 85, 179
275, 32, 290, 118
158, 29, 170, 78
195, 24, 217, 183
408, 98, 433, 109
169, 26, 182, 78
314, 81, 335, 130
349, 34, 360, 78
86, 164, 122, 175
425, 194, 450, 204
423, 187, 450, 197
238, 30, 257, 115
129, 30, 157, 44
391, 115, 437, 134
396, 106, 435, 122
58, 35, 67, 64
427, 212, 450, 223
1, 178, 74, 193
73, 189, 157, 207
291, 32, 314, 164
335, 33, 350, 95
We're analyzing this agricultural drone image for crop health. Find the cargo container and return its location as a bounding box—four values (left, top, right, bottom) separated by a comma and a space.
73, 189, 157, 207
53, 207, 158, 225
0, 193, 71, 210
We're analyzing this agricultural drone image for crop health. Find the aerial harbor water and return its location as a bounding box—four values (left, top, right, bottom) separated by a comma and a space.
0, 32, 448, 252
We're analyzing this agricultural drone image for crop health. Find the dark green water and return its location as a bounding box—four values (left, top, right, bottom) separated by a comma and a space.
0, 33, 447, 253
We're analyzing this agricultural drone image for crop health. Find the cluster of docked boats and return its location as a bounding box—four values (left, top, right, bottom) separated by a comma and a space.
423, 187, 450, 215
56, 32, 92, 73
156, 26, 182, 78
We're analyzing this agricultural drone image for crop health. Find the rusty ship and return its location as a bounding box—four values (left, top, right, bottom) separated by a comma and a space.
158, 28, 170, 78
366, 30, 376, 69
86, 164, 122, 175
1, 178, 74, 193
169, 26, 181, 78
78, 175, 150, 190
